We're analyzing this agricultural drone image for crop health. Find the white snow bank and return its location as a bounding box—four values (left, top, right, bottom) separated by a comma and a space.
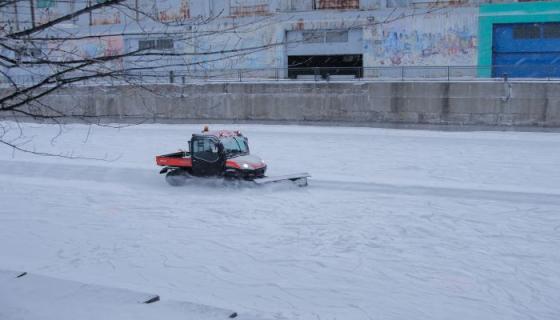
0, 269, 251, 320
1, 122, 560, 320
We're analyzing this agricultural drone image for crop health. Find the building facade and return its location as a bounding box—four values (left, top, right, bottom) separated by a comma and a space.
1, 0, 559, 81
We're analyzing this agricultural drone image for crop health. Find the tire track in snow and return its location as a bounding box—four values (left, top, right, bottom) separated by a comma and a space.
0, 160, 157, 186
313, 179, 560, 205
1, 160, 560, 205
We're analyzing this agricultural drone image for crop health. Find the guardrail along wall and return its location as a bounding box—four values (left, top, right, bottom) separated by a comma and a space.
19, 82, 560, 127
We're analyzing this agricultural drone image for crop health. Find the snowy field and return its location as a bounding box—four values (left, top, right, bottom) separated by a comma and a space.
1, 122, 560, 320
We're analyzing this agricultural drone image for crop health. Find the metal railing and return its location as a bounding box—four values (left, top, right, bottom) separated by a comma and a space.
2, 65, 560, 86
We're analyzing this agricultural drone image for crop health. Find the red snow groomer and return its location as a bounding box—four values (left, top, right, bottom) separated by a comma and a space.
156, 127, 310, 187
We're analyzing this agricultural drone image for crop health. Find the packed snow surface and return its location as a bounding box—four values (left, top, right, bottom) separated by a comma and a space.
0, 269, 247, 320
1, 122, 560, 320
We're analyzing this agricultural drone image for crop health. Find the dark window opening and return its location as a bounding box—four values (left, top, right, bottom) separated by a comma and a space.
302, 30, 349, 43
193, 138, 219, 162
22, 48, 42, 58
156, 39, 174, 49
513, 24, 541, 39
314, 0, 359, 9
139, 39, 174, 50
16, 47, 42, 62
303, 31, 324, 43
544, 23, 560, 39
139, 40, 155, 50
288, 55, 363, 79
326, 30, 348, 43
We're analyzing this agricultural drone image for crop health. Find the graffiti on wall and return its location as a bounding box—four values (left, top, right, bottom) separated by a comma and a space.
369, 13, 477, 66
81, 36, 123, 58
36, 0, 63, 24
49, 36, 124, 68
37, 9, 62, 24
230, 0, 269, 17
290, 18, 355, 33
316, 0, 359, 10
156, 0, 189, 22
134, 0, 189, 22
192, 19, 277, 70
91, 7, 122, 25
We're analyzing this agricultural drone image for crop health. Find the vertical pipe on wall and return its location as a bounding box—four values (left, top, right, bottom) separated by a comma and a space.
135, 0, 139, 21
13, 0, 20, 31
29, 0, 35, 27
88, 0, 92, 25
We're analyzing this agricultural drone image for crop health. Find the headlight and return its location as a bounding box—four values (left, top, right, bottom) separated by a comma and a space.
242, 163, 250, 169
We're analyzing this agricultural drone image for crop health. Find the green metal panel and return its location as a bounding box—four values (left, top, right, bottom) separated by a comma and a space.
36, 0, 55, 8
478, 1, 560, 77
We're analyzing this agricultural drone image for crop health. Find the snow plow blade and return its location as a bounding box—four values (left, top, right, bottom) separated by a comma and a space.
254, 173, 310, 187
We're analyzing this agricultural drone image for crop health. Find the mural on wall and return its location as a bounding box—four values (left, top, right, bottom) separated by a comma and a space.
233, 25, 278, 69
156, 0, 190, 22
92, 0, 122, 26
192, 20, 277, 70
317, 0, 359, 10
367, 12, 477, 66
81, 36, 123, 58
134, 0, 189, 23
230, 0, 269, 17
36, 0, 64, 24
49, 36, 124, 68
289, 17, 362, 34
136, 0, 156, 20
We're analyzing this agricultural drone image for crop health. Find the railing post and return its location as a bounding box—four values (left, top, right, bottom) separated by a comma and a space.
447, 66, 450, 81
238, 70, 242, 82
401, 66, 404, 81
169, 70, 174, 84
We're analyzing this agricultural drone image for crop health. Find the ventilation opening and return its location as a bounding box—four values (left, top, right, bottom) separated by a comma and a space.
288, 55, 363, 79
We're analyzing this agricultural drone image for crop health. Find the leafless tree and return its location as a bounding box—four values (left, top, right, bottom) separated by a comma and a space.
0, 0, 293, 156
0, 0, 453, 157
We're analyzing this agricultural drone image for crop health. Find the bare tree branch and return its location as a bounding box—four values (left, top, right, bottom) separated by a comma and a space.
0, 0, 461, 157
7, 0, 125, 38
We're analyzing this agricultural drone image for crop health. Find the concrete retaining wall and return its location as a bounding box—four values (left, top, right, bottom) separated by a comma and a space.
20, 81, 560, 127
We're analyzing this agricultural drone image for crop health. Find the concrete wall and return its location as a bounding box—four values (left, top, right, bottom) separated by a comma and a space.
26, 82, 560, 127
